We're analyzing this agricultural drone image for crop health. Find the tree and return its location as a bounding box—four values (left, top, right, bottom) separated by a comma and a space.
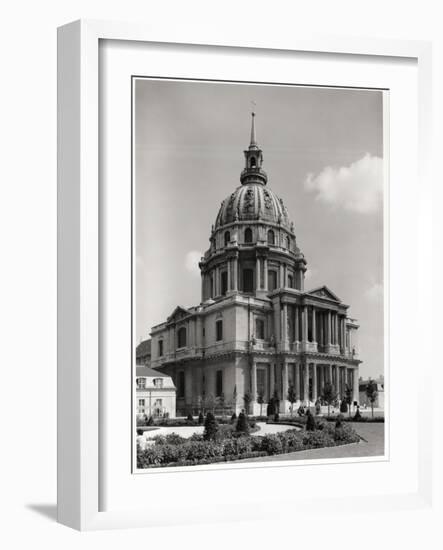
232, 385, 238, 411
344, 384, 353, 417
206, 393, 216, 413
340, 399, 348, 414
243, 391, 252, 416
186, 412, 194, 423
257, 390, 265, 416
203, 411, 218, 441
236, 410, 250, 434
306, 409, 316, 431
366, 380, 378, 418
266, 400, 275, 418
322, 382, 337, 418
231, 411, 237, 423
272, 389, 280, 416
287, 384, 297, 416
198, 411, 204, 424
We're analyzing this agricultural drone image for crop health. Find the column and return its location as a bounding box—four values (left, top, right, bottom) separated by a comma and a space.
185, 368, 193, 408
251, 362, 257, 402
303, 363, 309, 404
215, 266, 219, 297
256, 257, 261, 290
312, 364, 318, 401
295, 363, 300, 400
282, 303, 288, 344
312, 306, 317, 342
295, 305, 299, 342
227, 260, 231, 291
301, 305, 308, 343
263, 258, 268, 290
318, 365, 324, 395
282, 361, 289, 406
335, 314, 339, 345
336, 366, 341, 397
283, 264, 287, 288
327, 311, 332, 345
352, 369, 359, 404
201, 273, 205, 301
328, 364, 333, 385
269, 363, 275, 397
233, 257, 238, 291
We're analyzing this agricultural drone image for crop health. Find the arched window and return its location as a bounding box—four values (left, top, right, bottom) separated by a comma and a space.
250, 156, 256, 167
286, 236, 290, 250
288, 274, 294, 289
216, 319, 223, 341
242, 268, 254, 293
244, 227, 253, 243
224, 231, 230, 246
267, 229, 275, 245
268, 270, 277, 291
255, 318, 265, 339
177, 326, 187, 348
221, 271, 228, 295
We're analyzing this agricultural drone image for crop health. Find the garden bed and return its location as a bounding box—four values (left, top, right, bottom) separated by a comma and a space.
137, 419, 360, 469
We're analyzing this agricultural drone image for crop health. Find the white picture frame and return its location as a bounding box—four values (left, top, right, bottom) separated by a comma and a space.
57, 19, 433, 531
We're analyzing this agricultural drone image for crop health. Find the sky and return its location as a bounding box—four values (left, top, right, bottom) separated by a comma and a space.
135, 78, 384, 379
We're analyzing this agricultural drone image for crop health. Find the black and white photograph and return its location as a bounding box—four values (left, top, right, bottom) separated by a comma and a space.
133, 78, 385, 470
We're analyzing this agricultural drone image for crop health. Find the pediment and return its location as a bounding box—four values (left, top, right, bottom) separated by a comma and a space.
167, 305, 191, 323
307, 286, 342, 303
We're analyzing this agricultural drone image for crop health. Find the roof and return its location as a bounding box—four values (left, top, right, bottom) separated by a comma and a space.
136, 366, 170, 378
136, 339, 151, 358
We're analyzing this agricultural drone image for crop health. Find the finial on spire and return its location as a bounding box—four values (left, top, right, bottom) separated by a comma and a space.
250, 105, 257, 148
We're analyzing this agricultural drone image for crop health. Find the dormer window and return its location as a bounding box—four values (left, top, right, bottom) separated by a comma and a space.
136, 378, 146, 389
153, 378, 163, 388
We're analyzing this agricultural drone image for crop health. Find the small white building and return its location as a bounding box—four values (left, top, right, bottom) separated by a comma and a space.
136, 366, 176, 419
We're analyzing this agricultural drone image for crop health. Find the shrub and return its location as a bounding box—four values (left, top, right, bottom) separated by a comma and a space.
236, 436, 253, 455
216, 424, 235, 441
147, 416, 154, 426
306, 410, 316, 431
236, 411, 250, 434
261, 434, 284, 455
266, 401, 275, 417
231, 412, 237, 423
334, 423, 359, 443
302, 430, 331, 448
340, 400, 348, 414
353, 407, 362, 420
186, 413, 194, 423
189, 432, 204, 442
136, 428, 144, 436
203, 412, 218, 441
198, 411, 204, 424
274, 412, 280, 422
297, 405, 305, 417
165, 432, 186, 446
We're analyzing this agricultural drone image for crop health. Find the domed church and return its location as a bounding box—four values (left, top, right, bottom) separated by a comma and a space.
149, 113, 361, 416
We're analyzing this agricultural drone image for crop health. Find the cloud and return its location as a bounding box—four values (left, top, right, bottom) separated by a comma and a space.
303, 154, 383, 214
365, 282, 383, 302
184, 250, 202, 275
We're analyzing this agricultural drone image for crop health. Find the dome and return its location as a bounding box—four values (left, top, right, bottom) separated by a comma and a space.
214, 183, 292, 231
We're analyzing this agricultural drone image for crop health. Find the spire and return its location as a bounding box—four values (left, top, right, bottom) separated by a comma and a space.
240, 111, 267, 186
250, 111, 257, 148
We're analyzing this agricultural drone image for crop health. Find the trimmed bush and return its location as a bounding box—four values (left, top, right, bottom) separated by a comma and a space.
231, 412, 237, 423
236, 411, 250, 434
203, 412, 218, 441
306, 410, 316, 431
340, 400, 348, 414
198, 411, 204, 424
186, 413, 194, 423
261, 434, 284, 455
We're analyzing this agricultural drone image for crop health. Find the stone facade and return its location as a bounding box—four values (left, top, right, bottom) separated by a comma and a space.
149, 113, 361, 416
136, 366, 176, 419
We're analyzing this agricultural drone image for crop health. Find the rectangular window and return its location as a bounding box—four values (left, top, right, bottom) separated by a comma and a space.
243, 268, 254, 293
137, 378, 146, 389
216, 319, 223, 341
257, 369, 266, 397
158, 339, 163, 357
268, 270, 277, 291
177, 371, 185, 398
221, 271, 228, 295
216, 370, 223, 397
255, 318, 265, 339
138, 399, 145, 407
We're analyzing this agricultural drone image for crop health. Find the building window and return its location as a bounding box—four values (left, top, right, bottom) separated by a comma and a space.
268, 270, 277, 291
256, 318, 265, 339
224, 231, 230, 246
288, 274, 294, 289
216, 370, 223, 397
216, 319, 223, 341
244, 227, 253, 243
210, 275, 214, 298
267, 229, 275, 245
158, 339, 163, 357
242, 268, 254, 292
136, 378, 146, 389
221, 271, 228, 295
286, 236, 291, 250
250, 156, 256, 167
138, 399, 145, 407
177, 326, 187, 348
257, 369, 266, 397
177, 371, 185, 398
153, 378, 163, 388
